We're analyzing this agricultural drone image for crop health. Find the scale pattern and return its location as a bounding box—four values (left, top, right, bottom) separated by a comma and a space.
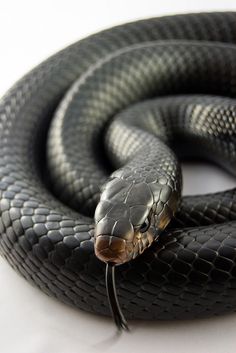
0, 13, 236, 320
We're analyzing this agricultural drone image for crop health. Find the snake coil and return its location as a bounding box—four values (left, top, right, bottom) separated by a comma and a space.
1, 13, 236, 327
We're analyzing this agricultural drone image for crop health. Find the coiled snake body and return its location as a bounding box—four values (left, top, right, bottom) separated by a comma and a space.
1, 12, 236, 324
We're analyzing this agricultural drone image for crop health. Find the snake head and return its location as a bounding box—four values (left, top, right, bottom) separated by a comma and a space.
94, 177, 159, 265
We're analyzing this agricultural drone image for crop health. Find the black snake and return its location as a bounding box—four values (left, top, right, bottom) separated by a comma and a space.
1, 12, 236, 329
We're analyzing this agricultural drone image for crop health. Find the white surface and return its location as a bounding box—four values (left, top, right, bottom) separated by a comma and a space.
0, 1, 236, 353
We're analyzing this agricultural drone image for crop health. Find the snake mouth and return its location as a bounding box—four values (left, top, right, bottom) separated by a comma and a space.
95, 235, 133, 264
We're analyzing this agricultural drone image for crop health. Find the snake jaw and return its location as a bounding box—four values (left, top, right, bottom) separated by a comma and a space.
94, 228, 155, 264
94, 235, 133, 264
131, 229, 156, 259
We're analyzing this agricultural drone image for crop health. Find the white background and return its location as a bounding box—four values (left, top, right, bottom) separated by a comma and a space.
0, 1, 236, 352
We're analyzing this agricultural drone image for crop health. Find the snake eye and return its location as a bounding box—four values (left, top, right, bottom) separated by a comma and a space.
140, 218, 150, 233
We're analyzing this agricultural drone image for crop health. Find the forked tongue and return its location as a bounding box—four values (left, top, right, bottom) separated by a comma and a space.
105, 263, 129, 331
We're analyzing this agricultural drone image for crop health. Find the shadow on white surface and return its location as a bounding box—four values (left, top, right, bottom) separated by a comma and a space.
182, 162, 235, 195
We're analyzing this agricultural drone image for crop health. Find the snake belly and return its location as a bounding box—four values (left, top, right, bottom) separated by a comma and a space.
1, 12, 236, 320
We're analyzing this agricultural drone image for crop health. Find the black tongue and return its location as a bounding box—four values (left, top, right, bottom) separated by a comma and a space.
105, 263, 129, 331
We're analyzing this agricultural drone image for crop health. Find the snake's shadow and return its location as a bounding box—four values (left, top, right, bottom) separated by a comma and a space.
92, 329, 125, 350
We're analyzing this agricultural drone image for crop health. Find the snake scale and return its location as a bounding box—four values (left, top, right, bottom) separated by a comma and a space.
1, 12, 236, 326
